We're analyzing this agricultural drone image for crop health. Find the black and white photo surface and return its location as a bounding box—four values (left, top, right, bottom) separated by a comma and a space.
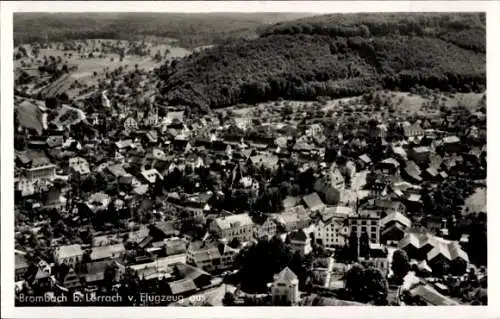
2, 1, 494, 315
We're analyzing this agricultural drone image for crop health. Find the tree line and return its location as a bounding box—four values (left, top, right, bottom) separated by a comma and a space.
159, 30, 485, 111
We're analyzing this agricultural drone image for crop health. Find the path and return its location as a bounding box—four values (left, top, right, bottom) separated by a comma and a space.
324, 257, 335, 289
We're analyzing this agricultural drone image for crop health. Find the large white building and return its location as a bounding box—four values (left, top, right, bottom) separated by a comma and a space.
209, 213, 255, 242
186, 240, 238, 273
348, 210, 381, 244
53, 244, 84, 267
271, 267, 300, 306
314, 206, 353, 248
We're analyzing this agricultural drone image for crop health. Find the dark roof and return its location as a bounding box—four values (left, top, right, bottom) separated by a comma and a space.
173, 263, 211, 280
410, 284, 458, 306
151, 222, 179, 236
289, 229, 308, 242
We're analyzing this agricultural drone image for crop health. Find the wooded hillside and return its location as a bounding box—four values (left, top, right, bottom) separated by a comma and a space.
159, 13, 485, 112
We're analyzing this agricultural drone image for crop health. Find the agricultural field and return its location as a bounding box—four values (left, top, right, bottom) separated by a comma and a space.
14, 39, 191, 100
226, 90, 484, 124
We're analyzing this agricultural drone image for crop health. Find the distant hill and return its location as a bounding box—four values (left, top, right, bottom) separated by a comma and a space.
14, 12, 314, 48
158, 13, 485, 112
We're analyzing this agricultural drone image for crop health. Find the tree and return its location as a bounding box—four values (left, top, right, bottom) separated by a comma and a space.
229, 237, 241, 249
391, 249, 410, 279
348, 231, 359, 261
359, 231, 370, 259
450, 258, 468, 276
222, 292, 235, 306
103, 263, 119, 292
345, 263, 365, 299
363, 267, 389, 305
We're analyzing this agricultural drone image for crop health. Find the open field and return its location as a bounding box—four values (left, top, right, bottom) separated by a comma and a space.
225, 91, 484, 122
15, 39, 191, 99
463, 187, 486, 215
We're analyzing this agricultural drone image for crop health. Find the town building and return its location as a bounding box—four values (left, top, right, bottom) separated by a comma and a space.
210, 213, 255, 242
398, 233, 469, 274
252, 214, 278, 239
348, 210, 381, 244
124, 117, 139, 131
380, 212, 412, 243
26, 156, 56, 180
314, 206, 352, 248
288, 229, 312, 255
302, 192, 326, 212
274, 205, 310, 233
68, 157, 90, 176
15, 250, 29, 282
271, 267, 300, 306
186, 240, 238, 273
53, 244, 84, 267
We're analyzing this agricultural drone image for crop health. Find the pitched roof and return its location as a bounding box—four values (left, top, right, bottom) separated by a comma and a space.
214, 213, 254, 230
399, 233, 468, 262
274, 267, 298, 283
282, 196, 300, 210
443, 136, 460, 144
141, 168, 162, 183
55, 244, 83, 259
250, 153, 279, 170
107, 164, 129, 177
169, 279, 197, 295
152, 222, 179, 236
380, 212, 411, 229
425, 167, 439, 177
90, 243, 125, 261
15, 250, 29, 270
289, 229, 308, 242
302, 193, 325, 211
358, 154, 372, 164
409, 284, 458, 306
380, 158, 400, 167
173, 262, 211, 280
320, 206, 353, 222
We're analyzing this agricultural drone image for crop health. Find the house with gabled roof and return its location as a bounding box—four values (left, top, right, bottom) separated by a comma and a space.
398, 233, 469, 275
302, 193, 326, 212
402, 160, 422, 184
314, 206, 352, 248
380, 212, 412, 243
53, 244, 84, 267
124, 117, 138, 131
442, 135, 461, 153
357, 154, 372, 170
288, 229, 312, 255
252, 214, 278, 239
148, 222, 180, 241
209, 213, 255, 242
403, 122, 424, 139
409, 146, 431, 164
140, 168, 163, 184
271, 267, 300, 305
69, 157, 90, 176
90, 243, 126, 262
274, 205, 311, 233
408, 284, 459, 306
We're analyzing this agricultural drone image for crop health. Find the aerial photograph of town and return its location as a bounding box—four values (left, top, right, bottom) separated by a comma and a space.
11, 9, 487, 307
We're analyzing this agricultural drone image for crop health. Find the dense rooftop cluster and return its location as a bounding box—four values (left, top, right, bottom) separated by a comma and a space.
12, 12, 487, 307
